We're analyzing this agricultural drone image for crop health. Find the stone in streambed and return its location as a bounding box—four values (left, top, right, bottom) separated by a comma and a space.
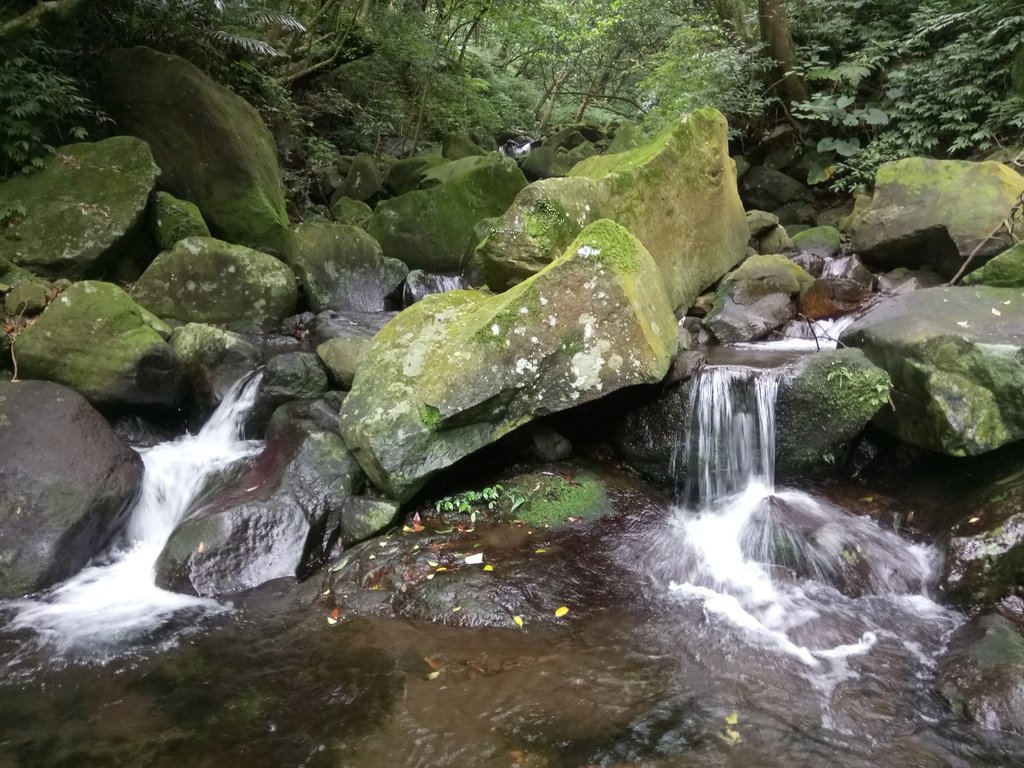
150, 191, 210, 250
290, 221, 393, 313
339, 220, 679, 502
170, 323, 260, 411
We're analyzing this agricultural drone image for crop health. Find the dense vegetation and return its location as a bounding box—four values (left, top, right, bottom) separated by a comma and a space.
2, 0, 1023, 194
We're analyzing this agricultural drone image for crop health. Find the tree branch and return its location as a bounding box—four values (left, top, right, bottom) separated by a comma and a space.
0, 0, 92, 42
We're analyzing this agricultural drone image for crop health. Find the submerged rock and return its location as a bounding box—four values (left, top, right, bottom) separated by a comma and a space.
569, 109, 748, 311
132, 237, 297, 328
0, 137, 158, 279
841, 286, 1024, 455
0, 380, 142, 598
851, 158, 1024, 278
367, 154, 526, 272
339, 220, 679, 502
103, 47, 293, 257
938, 614, 1024, 735
15, 281, 186, 408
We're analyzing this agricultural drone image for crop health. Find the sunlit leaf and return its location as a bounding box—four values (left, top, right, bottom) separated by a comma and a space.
483, 564, 494, 572
554, 606, 569, 617
513, 615, 524, 628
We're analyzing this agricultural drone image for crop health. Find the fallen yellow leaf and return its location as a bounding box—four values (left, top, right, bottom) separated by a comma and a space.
513, 615, 524, 628
483, 564, 494, 572
554, 606, 569, 618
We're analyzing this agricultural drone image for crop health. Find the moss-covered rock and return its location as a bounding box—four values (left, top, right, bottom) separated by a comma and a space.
336, 153, 383, 203
756, 224, 792, 254
102, 47, 292, 257
569, 109, 748, 311
385, 150, 446, 196
132, 236, 297, 327
151, 191, 210, 250
504, 471, 609, 527
170, 323, 260, 410
331, 196, 372, 227
775, 349, 891, 475
339, 220, 679, 501
367, 154, 526, 272
258, 352, 328, 407
740, 165, 811, 212
746, 209, 779, 237
962, 241, 1024, 288
442, 132, 486, 160
4, 282, 48, 317
851, 158, 1024, 277
841, 286, 1024, 455
790, 225, 842, 259
15, 281, 186, 408
0, 256, 48, 289
316, 337, 370, 389
290, 221, 392, 312
0, 137, 158, 279
474, 176, 607, 291
607, 122, 648, 154
706, 254, 814, 343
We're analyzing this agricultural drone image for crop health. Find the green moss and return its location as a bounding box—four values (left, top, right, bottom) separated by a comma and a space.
418, 403, 442, 430
962, 242, 1024, 287
566, 218, 642, 273
506, 472, 608, 527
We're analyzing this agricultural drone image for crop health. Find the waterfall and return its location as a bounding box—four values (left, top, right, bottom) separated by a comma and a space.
639, 364, 955, 671
5, 373, 264, 657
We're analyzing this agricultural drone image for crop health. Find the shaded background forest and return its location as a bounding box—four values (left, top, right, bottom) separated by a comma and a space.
3, 0, 1024, 207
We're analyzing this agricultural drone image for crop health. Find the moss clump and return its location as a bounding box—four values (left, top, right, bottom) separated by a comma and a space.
151, 191, 210, 251
566, 218, 642, 274
506, 472, 608, 527
418, 403, 442, 430
962, 242, 1024, 287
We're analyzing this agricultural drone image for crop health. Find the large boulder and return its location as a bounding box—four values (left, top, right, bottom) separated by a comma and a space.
339, 220, 679, 501
740, 165, 811, 214
102, 47, 292, 257
155, 420, 364, 596
851, 158, 1024, 278
290, 221, 393, 312
15, 281, 186, 408
962, 241, 1024, 288
775, 348, 891, 475
841, 286, 1024, 455
150, 191, 210, 251
705, 254, 813, 343
0, 380, 143, 597
132, 236, 297, 327
475, 176, 607, 291
367, 154, 527, 272
170, 324, 260, 411
0, 137, 158, 279
569, 109, 748, 311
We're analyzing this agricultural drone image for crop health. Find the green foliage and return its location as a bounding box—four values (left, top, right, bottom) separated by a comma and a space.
434, 484, 527, 515
0, 38, 100, 179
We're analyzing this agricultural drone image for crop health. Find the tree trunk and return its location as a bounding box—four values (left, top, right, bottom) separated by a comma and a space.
712, 0, 751, 42
0, 0, 92, 42
758, 0, 806, 105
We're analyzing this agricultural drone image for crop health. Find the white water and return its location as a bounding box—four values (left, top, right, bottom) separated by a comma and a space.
644, 365, 958, 677
735, 315, 856, 352
6, 374, 264, 657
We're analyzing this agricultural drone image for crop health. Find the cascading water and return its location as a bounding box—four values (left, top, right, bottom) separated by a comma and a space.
3, 373, 264, 659
641, 363, 959, 683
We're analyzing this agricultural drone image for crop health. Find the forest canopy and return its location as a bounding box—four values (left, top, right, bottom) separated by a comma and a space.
2, 0, 1023, 193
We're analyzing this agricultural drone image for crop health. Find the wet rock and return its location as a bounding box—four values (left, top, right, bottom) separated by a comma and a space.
339, 220, 679, 502
775, 349, 891, 476
570, 109, 748, 312
789, 252, 826, 278
745, 209, 779, 238
962, 241, 1024, 288
403, 270, 467, 305
368, 154, 526, 272
15, 281, 186, 408
259, 352, 328, 407
706, 254, 813, 343
170, 323, 260, 411
103, 47, 292, 257
316, 337, 370, 389
150, 191, 210, 251
877, 267, 945, 294
612, 381, 692, 487
475, 177, 607, 291
798, 278, 871, 320
773, 200, 817, 227
0, 136, 158, 279
132, 237, 297, 328
156, 420, 364, 596
290, 221, 394, 313
790, 225, 842, 259
0, 380, 143, 598
520, 146, 558, 180
756, 225, 792, 254
938, 614, 1024, 735
336, 496, 400, 543
308, 309, 396, 346
841, 286, 1024, 455
851, 158, 1024, 278
266, 398, 343, 438
528, 425, 573, 462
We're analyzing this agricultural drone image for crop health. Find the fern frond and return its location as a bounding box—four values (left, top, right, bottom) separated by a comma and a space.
202, 29, 281, 57
225, 7, 307, 34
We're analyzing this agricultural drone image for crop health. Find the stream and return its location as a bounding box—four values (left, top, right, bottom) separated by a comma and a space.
2, 351, 1024, 767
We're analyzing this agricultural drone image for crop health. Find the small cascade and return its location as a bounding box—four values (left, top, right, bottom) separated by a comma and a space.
640, 364, 957, 676
4, 373, 264, 658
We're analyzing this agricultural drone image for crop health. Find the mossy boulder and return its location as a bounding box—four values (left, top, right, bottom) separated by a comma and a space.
367, 154, 526, 272
15, 281, 186, 408
775, 349, 892, 476
475, 176, 607, 291
706, 254, 813, 343
756, 225, 792, 254
0, 137, 158, 279
151, 191, 210, 250
962, 241, 1024, 288
442, 132, 486, 160
791, 225, 842, 259
258, 352, 328, 408
132, 236, 297, 327
746, 209, 779, 237
740, 165, 811, 212
841, 286, 1024, 455
290, 221, 393, 312
339, 220, 679, 501
0, 256, 48, 289
607, 122, 648, 154
170, 323, 260, 410
316, 337, 370, 389
331, 196, 372, 227
385, 150, 446, 196
4, 282, 49, 317
851, 158, 1024, 278
569, 109, 748, 311
335, 153, 383, 203
0, 380, 143, 598
102, 47, 292, 257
